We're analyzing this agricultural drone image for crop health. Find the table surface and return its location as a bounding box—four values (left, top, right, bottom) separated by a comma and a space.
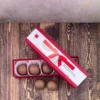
0, 23, 100, 100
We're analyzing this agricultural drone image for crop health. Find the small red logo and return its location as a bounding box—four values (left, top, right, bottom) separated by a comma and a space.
34, 34, 39, 38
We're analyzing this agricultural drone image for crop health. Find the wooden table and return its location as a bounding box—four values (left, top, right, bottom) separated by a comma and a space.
0, 23, 100, 100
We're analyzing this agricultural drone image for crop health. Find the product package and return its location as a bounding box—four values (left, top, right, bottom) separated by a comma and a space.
13, 57, 79, 78
25, 27, 88, 88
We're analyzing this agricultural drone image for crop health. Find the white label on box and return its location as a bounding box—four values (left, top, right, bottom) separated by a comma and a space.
27, 29, 87, 86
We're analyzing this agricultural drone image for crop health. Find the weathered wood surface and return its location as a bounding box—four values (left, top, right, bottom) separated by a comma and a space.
0, 23, 100, 100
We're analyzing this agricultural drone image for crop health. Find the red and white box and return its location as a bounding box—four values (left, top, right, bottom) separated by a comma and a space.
25, 27, 88, 88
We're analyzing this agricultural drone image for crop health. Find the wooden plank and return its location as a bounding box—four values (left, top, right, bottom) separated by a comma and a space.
39, 23, 59, 100
0, 23, 20, 100
75, 24, 98, 100
97, 24, 100, 81
97, 24, 100, 100
0, 23, 8, 100
65, 23, 80, 100
18, 23, 39, 100
58, 23, 68, 100
58, 23, 81, 100
10, 23, 20, 100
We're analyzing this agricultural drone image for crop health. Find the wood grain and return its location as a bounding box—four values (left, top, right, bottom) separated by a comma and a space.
0, 23, 100, 100
58, 23, 68, 100
97, 24, 100, 100
66, 23, 79, 100
40, 23, 59, 100
18, 23, 39, 100
0, 23, 8, 100
10, 24, 20, 100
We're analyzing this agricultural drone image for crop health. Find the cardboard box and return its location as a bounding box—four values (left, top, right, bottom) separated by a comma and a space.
13, 58, 57, 78
12, 57, 79, 78
25, 27, 88, 88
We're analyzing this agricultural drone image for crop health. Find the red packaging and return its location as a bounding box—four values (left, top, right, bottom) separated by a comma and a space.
25, 27, 88, 88
12, 57, 79, 78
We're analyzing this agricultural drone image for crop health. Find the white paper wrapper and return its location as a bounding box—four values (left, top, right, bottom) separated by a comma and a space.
27, 60, 41, 76
40, 60, 54, 75
14, 61, 28, 76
